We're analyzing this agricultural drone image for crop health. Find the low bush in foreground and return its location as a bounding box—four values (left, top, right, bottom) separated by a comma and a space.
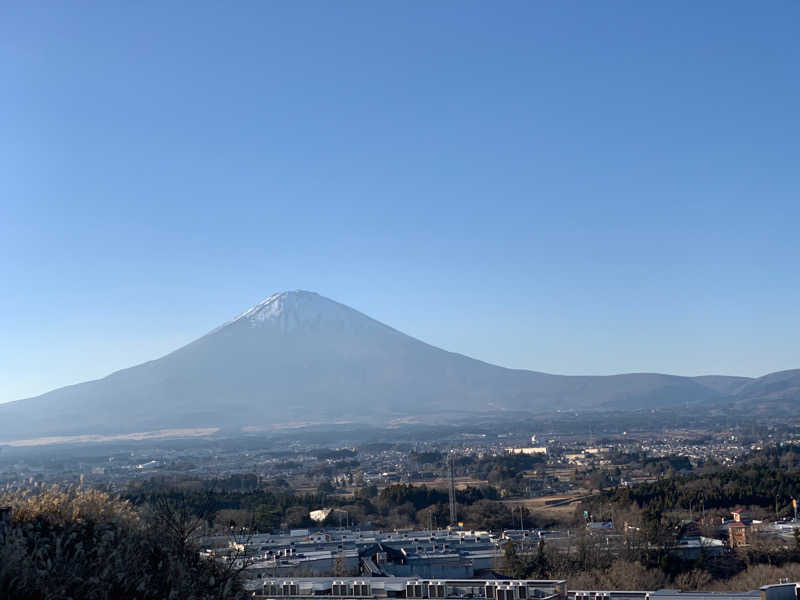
0, 485, 246, 600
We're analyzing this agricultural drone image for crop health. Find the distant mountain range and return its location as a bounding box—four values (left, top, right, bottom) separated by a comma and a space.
1, 290, 798, 442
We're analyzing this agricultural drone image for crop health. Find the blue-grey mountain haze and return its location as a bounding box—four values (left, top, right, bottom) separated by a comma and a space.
1, 291, 797, 442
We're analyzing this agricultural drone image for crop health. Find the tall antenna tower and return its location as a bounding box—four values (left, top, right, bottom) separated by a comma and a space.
448, 453, 458, 526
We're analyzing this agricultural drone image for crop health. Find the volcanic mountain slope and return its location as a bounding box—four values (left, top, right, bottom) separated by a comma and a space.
0, 291, 796, 441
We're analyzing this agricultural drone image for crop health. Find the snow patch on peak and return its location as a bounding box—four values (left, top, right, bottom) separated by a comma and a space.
210, 290, 401, 339
202, 290, 402, 341
227, 290, 362, 333
236, 290, 321, 323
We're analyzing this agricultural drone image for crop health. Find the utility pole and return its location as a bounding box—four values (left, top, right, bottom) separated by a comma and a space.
776, 494, 779, 520
448, 453, 458, 526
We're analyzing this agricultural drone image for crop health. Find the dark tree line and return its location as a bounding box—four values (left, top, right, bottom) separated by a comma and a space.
609, 446, 800, 515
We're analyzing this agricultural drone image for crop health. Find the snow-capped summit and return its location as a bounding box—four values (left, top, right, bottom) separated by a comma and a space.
230, 290, 382, 333
235, 290, 324, 323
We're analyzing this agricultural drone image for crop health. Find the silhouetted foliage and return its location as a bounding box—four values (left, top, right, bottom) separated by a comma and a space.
0, 485, 247, 600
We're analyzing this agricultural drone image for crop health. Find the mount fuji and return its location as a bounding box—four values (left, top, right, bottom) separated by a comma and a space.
0, 291, 797, 442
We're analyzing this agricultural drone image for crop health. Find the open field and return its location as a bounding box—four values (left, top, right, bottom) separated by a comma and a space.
502, 491, 588, 521
0, 428, 221, 447
413, 476, 487, 490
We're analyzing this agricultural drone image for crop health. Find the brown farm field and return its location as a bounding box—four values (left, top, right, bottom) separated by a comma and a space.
502, 492, 587, 521
411, 476, 487, 490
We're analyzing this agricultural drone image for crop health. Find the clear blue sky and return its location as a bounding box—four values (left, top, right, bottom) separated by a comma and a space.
2, 1, 799, 403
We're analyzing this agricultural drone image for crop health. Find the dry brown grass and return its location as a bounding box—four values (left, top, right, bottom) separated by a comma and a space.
410, 476, 486, 490
0, 484, 139, 527
503, 492, 587, 521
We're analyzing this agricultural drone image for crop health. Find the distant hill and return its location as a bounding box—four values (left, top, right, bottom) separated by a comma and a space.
691, 375, 752, 395
0, 291, 796, 442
